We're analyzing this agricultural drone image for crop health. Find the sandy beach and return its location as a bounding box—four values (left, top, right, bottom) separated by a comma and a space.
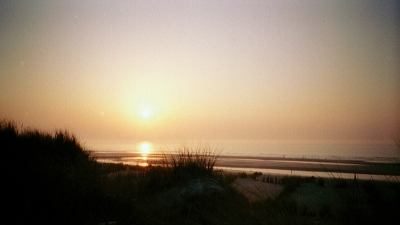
95, 152, 400, 177
214, 155, 400, 176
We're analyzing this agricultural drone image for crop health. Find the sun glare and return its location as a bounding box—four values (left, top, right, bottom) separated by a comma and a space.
139, 142, 153, 155
131, 97, 167, 122
141, 109, 151, 118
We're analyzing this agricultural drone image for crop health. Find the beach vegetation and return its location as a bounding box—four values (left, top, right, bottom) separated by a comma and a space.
250, 171, 263, 180
317, 177, 325, 187
280, 175, 303, 195
3, 119, 400, 225
159, 144, 221, 182
238, 172, 248, 178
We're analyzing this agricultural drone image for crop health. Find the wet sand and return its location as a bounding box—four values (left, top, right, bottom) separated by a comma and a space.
214, 155, 400, 176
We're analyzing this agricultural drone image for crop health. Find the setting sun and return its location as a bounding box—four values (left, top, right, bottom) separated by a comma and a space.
141, 109, 151, 119
2, 1, 400, 223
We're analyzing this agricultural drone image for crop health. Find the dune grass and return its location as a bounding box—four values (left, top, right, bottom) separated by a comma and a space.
2, 120, 102, 224
319, 172, 400, 225
159, 144, 221, 180
2, 119, 400, 225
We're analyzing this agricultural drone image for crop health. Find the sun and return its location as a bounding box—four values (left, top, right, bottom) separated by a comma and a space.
131, 98, 165, 122
141, 109, 151, 119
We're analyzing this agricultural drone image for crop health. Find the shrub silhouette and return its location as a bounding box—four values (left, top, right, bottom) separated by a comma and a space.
160, 144, 221, 183
2, 120, 100, 224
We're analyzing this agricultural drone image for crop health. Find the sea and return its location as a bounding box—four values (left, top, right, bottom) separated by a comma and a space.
87, 140, 400, 180
88, 139, 399, 164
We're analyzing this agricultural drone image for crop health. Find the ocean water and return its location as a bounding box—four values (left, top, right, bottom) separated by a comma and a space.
89, 140, 400, 179
217, 141, 400, 161
89, 139, 400, 164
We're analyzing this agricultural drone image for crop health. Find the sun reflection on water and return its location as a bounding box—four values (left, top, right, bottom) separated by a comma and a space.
138, 142, 153, 167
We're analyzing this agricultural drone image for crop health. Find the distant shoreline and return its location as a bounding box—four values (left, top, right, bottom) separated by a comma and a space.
215, 158, 400, 177
215, 155, 400, 175
94, 152, 400, 176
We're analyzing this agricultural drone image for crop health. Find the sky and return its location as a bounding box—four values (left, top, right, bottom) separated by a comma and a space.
1, 0, 399, 148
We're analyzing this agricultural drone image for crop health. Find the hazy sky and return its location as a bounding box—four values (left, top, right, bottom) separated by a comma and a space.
1, 0, 399, 146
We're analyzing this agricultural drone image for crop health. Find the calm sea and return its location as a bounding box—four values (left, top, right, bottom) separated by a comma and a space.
88, 139, 400, 164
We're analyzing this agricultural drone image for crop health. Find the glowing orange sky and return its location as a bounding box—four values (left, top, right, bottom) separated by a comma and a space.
1, 1, 399, 146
